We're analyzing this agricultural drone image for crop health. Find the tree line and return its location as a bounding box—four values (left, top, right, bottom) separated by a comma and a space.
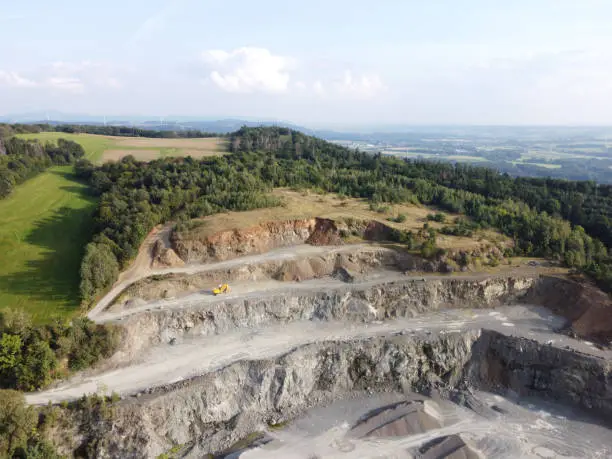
0, 309, 120, 391
0, 137, 85, 199
0, 122, 220, 139
73, 126, 612, 303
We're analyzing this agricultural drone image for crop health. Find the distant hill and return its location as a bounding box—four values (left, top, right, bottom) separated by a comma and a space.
0, 112, 311, 135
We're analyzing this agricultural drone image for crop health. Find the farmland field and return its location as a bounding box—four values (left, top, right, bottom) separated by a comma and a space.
100, 137, 227, 162
20, 132, 227, 163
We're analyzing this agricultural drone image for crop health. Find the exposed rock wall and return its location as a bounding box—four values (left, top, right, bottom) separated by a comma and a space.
115, 276, 537, 361
66, 329, 612, 458
170, 218, 408, 264
526, 276, 612, 345
171, 219, 319, 263
115, 247, 440, 305
71, 332, 482, 458
467, 330, 612, 418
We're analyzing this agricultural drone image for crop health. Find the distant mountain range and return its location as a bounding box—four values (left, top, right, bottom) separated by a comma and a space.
0, 111, 313, 135
2, 111, 611, 142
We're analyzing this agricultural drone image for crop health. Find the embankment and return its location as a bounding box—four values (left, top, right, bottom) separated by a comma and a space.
526, 275, 612, 345
114, 275, 537, 362
56, 329, 612, 458
166, 217, 504, 267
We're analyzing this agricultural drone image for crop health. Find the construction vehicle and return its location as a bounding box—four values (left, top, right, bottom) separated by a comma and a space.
213, 283, 230, 295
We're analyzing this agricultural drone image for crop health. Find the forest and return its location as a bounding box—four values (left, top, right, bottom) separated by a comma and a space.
0, 137, 85, 199
0, 122, 219, 139
76, 126, 612, 304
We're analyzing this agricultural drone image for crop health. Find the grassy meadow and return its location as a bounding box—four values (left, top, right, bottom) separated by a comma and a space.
0, 167, 96, 321
1, 133, 107, 320
0, 132, 226, 321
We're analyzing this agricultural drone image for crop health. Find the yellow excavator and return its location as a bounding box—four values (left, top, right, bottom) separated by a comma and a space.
212, 283, 230, 295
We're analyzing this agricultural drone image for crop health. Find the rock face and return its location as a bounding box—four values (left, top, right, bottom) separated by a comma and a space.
170, 218, 427, 264
526, 276, 612, 345
306, 218, 343, 245
172, 219, 320, 263
466, 330, 612, 418
151, 239, 185, 268
69, 332, 481, 458
64, 329, 612, 458
115, 246, 461, 305
58, 274, 612, 457
116, 276, 537, 360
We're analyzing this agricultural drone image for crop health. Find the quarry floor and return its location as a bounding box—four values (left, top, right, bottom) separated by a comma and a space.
29, 239, 612, 458
249, 391, 612, 459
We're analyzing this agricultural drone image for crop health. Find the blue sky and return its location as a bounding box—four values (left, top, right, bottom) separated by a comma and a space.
1, 0, 611, 126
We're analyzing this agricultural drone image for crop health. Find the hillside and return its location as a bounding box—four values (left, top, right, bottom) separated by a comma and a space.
1, 124, 612, 458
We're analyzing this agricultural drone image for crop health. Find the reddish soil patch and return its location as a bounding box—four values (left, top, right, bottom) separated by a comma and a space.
306, 218, 343, 245
364, 220, 398, 241
535, 277, 612, 345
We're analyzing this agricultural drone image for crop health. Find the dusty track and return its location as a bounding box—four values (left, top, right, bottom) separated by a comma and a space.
28, 304, 612, 405
89, 242, 357, 320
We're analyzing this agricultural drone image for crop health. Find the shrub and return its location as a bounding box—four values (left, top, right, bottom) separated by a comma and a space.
0, 310, 119, 391
67, 319, 121, 371
79, 242, 120, 303
388, 213, 407, 223
426, 212, 446, 223
0, 390, 37, 457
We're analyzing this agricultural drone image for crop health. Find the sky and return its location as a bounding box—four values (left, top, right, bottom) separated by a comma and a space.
1, 0, 612, 127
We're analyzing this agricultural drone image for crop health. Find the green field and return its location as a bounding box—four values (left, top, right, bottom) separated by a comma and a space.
1, 132, 225, 321
19, 132, 112, 163
0, 133, 110, 321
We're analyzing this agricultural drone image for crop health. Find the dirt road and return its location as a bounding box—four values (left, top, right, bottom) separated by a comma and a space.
27, 305, 612, 405
88, 243, 364, 320
89, 240, 552, 322
36, 241, 598, 406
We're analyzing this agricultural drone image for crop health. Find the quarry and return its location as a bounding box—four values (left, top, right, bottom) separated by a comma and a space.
27, 198, 612, 458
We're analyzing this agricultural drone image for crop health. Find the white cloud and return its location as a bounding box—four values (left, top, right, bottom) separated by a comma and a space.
0, 71, 37, 88
46, 77, 84, 93
132, 14, 166, 42
203, 47, 292, 93
335, 71, 385, 98
0, 61, 122, 93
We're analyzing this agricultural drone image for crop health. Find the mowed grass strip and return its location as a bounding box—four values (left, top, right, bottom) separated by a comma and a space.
0, 167, 96, 321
